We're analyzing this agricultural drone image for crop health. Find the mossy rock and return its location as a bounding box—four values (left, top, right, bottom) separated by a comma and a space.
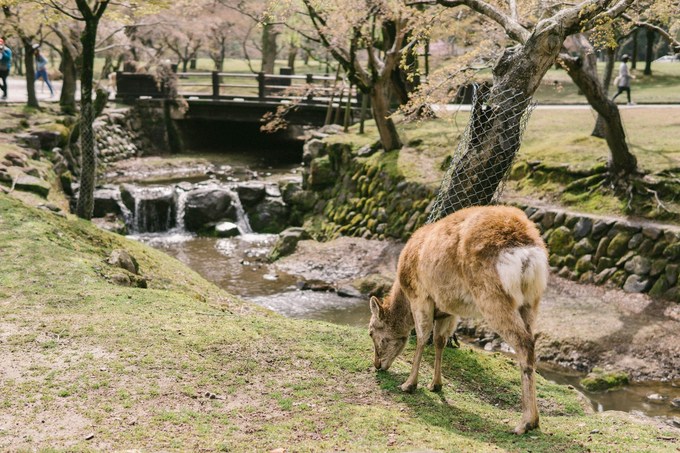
309, 156, 336, 188
606, 233, 632, 259
663, 242, 680, 260
575, 255, 594, 274
648, 277, 669, 298
548, 226, 575, 255
609, 270, 628, 287
580, 369, 629, 391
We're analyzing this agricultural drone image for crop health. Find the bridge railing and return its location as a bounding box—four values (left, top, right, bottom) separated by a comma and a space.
174, 71, 358, 105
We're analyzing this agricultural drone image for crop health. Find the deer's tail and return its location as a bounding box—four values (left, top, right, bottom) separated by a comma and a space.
495, 246, 549, 306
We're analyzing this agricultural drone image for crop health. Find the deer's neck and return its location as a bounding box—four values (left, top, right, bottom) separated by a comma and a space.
384, 282, 414, 335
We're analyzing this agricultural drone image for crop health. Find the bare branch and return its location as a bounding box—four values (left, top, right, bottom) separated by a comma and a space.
621, 14, 680, 52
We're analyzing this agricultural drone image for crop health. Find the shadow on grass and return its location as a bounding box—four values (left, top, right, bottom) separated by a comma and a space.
375, 346, 591, 452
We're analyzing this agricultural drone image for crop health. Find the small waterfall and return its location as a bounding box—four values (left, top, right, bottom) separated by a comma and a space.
123, 185, 176, 234
174, 187, 189, 232
226, 188, 252, 234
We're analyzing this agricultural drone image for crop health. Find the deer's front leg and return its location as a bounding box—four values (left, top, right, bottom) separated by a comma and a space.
429, 315, 457, 392
400, 303, 434, 393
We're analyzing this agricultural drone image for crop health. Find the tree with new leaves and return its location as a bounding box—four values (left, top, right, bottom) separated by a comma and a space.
1, 2, 50, 108
410, 0, 637, 215
42, 0, 167, 220
299, 0, 431, 151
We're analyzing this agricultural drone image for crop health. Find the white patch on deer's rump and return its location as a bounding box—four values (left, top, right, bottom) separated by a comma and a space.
496, 247, 548, 305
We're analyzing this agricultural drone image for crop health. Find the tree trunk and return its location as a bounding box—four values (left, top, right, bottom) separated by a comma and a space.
369, 80, 402, 152
23, 40, 39, 108
14, 46, 23, 76
261, 23, 278, 74
592, 46, 615, 138
181, 58, 189, 72
561, 55, 637, 178
287, 44, 297, 72
433, 30, 569, 218
59, 41, 78, 115
644, 28, 655, 75
631, 28, 638, 69
76, 20, 99, 220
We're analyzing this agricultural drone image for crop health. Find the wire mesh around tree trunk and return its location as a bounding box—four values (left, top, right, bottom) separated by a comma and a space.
427, 83, 535, 223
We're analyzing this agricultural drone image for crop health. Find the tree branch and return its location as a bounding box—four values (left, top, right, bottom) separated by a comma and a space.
435, 0, 530, 43
622, 14, 680, 52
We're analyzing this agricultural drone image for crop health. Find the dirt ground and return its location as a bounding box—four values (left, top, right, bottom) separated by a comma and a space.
276, 237, 680, 382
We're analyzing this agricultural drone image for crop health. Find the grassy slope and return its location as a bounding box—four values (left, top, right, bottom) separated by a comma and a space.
0, 195, 677, 451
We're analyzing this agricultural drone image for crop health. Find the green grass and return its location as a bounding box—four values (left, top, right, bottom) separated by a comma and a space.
1, 188, 678, 450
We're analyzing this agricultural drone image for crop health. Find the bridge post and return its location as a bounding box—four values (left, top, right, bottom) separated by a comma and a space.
212, 71, 220, 99
306, 74, 313, 101
257, 72, 266, 99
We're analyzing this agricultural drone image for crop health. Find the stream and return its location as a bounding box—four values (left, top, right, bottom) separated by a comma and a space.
116, 152, 679, 426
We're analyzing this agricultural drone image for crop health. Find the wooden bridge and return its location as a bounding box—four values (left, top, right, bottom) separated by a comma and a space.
116, 71, 361, 127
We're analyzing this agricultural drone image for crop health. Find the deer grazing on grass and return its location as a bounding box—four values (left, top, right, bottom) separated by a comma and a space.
368, 206, 548, 435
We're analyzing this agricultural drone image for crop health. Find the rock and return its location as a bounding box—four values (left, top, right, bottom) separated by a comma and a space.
573, 238, 596, 256
671, 398, 680, 408
215, 222, 240, 238
548, 226, 575, 255
288, 190, 318, 211
591, 220, 612, 239
15, 133, 41, 150
302, 138, 325, 165
265, 184, 281, 198
606, 233, 632, 258
628, 233, 644, 250
356, 145, 376, 157
623, 256, 652, 275
623, 275, 650, 293
609, 270, 628, 287
269, 227, 310, 261
646, 393, 665, 403
5, 151, 29, 167
235, 182, 266, 207
308, 156, 335, 188
279, 178, 302, 205
107, 249, 139, 274
580, 369, 629, 391
663, 242, 680, 260
648, 277, 669, 297
93, 187, 123, 218
596, 257, 614, 273
666, 264, 679, 286
14, 174, 50, 197
573, 217, 593, 239
30, 129, 64, 150
183, 188, 236, 232
541, 211, 556, 229
337, 286, 363, 298
575, 255, 594, 274
110, 273, 131, 287
650, 259, 667, 277
642, 226, 662, 240
247, 197, 289, 234
594, 267, 616, 284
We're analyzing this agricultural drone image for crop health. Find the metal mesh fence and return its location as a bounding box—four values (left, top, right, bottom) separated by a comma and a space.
427, 84, 535, 223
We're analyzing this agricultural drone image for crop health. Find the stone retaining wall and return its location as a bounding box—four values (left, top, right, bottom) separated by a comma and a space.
300, 137, 680, 302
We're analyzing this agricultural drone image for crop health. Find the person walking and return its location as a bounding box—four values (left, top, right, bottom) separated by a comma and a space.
612, 54, 635, 105
34, 47, 54, 97
0, 38, 12, 100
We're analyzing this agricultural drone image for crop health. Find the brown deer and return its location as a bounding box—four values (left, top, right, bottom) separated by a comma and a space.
368, 205, 548, 434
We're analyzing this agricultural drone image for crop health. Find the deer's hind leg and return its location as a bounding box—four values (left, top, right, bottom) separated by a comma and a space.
429, 314, 458, 392
476, 291, 539, 435
400, 297, 435, 393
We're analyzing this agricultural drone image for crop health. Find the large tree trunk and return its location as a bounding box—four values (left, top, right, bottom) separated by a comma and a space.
433, 28, 572, 217
644, 28, 655, 75
261, 23, 278, 74
76, 20, 99, 220
23, 40, 38, 108
369, 80, 402, 152
59, 40, 78, 115
561, 54, 637, 178
592, 46, 616, 138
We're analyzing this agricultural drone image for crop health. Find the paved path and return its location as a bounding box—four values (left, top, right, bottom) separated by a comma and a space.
0, 76, 80, 104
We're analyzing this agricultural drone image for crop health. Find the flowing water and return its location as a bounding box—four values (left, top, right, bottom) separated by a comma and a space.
121, 153, 680, 424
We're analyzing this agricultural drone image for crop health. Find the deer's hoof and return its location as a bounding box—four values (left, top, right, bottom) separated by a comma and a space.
512, 419, 539, 435
400, 382, 417, 393
428, 383, 442, 392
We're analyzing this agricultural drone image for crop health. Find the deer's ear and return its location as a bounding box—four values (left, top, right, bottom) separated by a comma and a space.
369, 296, 384, 319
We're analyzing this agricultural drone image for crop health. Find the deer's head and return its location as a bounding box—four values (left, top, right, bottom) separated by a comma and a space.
368, 296, 408, 371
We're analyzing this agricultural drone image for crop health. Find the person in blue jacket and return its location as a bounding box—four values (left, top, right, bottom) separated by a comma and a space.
0, 38, 12, 100
34, 48, 54, 97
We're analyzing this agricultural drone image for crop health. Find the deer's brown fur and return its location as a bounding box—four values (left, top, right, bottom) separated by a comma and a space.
369, 205, 548, 435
